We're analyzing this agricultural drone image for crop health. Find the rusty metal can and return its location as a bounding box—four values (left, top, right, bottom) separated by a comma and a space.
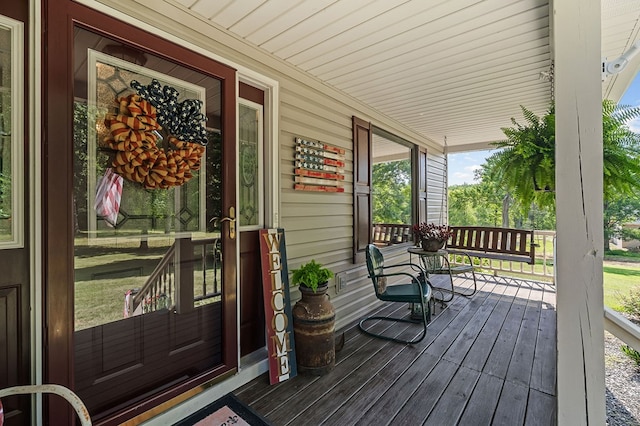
292, 283, 336, 375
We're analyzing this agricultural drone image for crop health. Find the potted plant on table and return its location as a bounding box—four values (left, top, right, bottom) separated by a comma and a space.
412, 222, 452, 252
290, 260, 336, 375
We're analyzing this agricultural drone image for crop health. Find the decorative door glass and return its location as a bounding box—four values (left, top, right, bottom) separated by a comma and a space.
238, 102, 262, 228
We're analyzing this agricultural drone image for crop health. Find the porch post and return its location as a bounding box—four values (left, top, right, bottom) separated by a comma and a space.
553, 0, 606, 424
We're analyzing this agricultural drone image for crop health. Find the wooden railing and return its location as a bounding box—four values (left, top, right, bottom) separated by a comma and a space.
125, 243, 176, 317
372, 223, 412, 246
193, 237, 222, 304
604, 307, 640, 352
124, 237, 222, 317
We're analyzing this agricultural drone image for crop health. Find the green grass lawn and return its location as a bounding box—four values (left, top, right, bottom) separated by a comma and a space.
604, 263, 640, 311
452, 249, 640, 311
603, 250, 640, 311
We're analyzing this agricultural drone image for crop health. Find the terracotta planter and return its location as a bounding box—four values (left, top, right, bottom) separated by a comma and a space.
292, 282, 335, 375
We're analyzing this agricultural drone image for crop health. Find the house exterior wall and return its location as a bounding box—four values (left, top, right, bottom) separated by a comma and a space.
87, 0, 447, 330
14, 0, 449, 422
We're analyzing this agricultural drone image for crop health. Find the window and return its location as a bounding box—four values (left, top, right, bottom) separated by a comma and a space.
352, 117, 428, 262
372, 132, 412, 225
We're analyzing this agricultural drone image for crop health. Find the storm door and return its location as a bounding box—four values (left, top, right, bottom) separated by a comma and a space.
68, 25, 237, 421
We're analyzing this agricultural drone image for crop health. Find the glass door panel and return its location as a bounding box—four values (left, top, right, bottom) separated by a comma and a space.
72, 26, 234, 416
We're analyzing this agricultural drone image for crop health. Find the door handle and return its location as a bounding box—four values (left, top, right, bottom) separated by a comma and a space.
209, 207, 236, 239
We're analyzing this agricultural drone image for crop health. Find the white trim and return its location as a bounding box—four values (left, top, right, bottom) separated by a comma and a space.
0, 16, 24, 249
604, 307, 640, 353
237, 74, 280, 229
30, 0, 44, 424
554, 0, 606, 423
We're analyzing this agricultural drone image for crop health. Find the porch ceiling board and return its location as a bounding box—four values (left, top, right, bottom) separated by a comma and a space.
169, 0, 640, 149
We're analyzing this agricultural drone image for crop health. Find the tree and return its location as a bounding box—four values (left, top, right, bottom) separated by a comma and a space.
372, 159, 412, 224
603, 194, 640, 249
448, 182, 504, 227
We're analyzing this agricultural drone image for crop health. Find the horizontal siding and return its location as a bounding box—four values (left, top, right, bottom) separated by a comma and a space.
428, 151, 447, 225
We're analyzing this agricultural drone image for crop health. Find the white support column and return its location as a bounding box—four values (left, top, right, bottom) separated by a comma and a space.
554, 0, 606, 424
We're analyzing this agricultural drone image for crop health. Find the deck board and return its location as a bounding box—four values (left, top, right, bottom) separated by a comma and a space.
460, 281, 519, 371
483, 284, 532, 379
391, 358, 460, 425
505, 291, 542, 387
235, 274, 557, 426
492, 380, 529, 425
530, 285, 557, 396
458, 373, 504, 425
423, 365, 481, 425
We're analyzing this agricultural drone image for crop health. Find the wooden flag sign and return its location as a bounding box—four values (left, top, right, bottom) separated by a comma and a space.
259, 228, 297, 384
294, 137, 345, 192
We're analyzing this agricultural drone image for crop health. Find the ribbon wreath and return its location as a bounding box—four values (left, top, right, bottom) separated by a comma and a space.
103, 80, 207, 189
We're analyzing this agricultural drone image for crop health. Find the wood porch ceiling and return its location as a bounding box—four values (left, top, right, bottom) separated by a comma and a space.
236, 274, 557, 425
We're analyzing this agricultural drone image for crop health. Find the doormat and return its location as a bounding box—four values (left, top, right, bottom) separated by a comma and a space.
173, 392, 272, 426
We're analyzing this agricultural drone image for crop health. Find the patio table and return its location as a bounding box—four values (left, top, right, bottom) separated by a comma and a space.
408, 247, 477, 303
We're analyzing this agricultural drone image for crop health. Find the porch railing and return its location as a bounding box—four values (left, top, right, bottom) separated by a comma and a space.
372, 223, 412, 245
604, 307, 640, 353
448, 230, 556, 283
124, 237, 222, 317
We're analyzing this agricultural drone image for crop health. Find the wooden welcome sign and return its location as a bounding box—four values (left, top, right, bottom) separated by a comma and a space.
259, 228, 297, 384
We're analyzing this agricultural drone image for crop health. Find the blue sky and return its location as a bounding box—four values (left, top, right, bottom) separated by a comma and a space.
448, 73, 640, 186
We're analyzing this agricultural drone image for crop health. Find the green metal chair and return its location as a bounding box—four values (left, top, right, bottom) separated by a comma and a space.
359, 244, 432, 344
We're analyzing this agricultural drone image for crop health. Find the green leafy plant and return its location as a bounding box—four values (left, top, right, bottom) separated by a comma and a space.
618, 286, 640, 320
291, 260, 333, 293
621, 345, 640, 367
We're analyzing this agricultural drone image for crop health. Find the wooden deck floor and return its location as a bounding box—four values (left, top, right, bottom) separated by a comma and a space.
236, 274, 557, 426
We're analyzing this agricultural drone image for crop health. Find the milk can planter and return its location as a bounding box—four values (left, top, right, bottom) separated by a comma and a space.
291, 260, 336, 375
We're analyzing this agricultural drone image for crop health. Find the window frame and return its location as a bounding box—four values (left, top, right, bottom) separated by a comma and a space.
0, 15, 24, 249
352, 117, 428, 263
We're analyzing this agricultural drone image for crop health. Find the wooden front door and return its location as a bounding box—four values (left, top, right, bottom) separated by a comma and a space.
45, 3, 237, 424
0, 1, 30, 425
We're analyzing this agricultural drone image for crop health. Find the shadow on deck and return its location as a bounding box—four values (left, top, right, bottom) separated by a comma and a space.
236, 274, 557, 426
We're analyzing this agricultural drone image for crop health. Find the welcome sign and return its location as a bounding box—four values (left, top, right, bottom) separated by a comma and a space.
259, 228, 297, 384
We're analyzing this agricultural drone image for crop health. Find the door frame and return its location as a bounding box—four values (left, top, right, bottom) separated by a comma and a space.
44, 2, 237, 423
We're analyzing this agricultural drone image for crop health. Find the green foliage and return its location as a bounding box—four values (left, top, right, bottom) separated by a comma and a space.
618, 285, 640, 320
603, 194, 640, 250
448, 181, 556, 229
448, 183, 502, 227
605, 249, 640, 260
484, 105, 556, 211
480, 100, 640, 239
372, 160, 411, 224
602, 100, 640, 201
291, 260, 333, 293
621, 345, 640, 367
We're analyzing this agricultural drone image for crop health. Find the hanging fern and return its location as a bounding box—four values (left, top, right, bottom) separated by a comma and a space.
484, 101, 640, 213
